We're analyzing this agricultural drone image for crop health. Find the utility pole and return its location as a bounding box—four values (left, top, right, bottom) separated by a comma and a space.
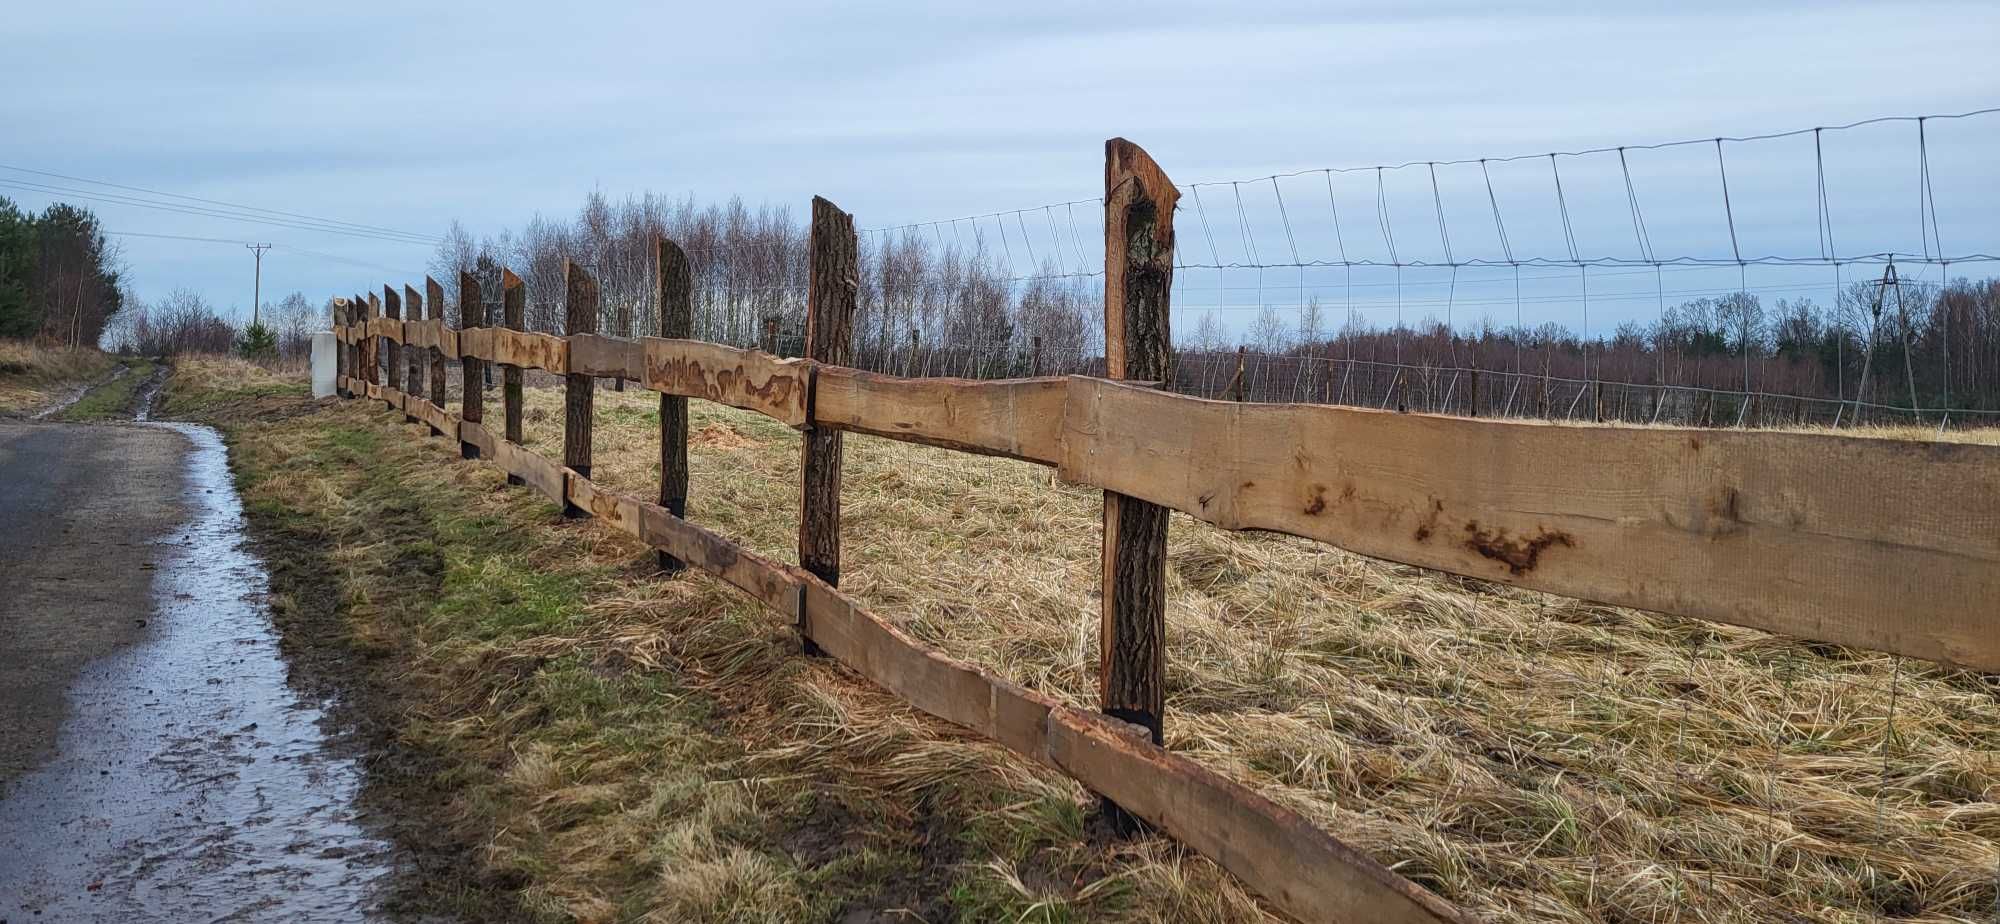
246, 243, 272, 326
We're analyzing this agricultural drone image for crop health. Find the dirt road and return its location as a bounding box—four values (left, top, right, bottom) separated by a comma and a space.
0, 418, 394, 921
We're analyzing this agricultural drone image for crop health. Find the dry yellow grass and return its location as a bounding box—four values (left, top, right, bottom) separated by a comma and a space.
0, 339, 118, 415
194, 357, 2000, 922
503, 380, 1999, 922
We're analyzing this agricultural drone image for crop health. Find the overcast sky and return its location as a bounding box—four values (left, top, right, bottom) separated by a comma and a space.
4, 0, 1997, 336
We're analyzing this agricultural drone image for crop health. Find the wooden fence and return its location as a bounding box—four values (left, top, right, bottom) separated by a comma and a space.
328, 141, 2000, 923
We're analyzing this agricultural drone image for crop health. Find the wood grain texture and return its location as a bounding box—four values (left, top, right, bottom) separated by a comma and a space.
811, 370, 1066, 465
458, 272, 486, 460
657, 238, 694, 574
484, 328, 568, 374
562, 261, 598, 517
1100, 138, 1177, 751
568, 332, 644, 381
457, 417, 497, 459
502, 269, 527, 487
1059, 376, 2000, 671
640, 338, 809, 427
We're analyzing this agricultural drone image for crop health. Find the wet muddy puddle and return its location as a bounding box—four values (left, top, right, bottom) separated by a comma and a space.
0, 400, 393, 921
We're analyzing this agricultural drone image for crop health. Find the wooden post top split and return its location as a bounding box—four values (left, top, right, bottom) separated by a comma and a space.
566, 260, 599, 334
1103, 138, 1178, 383
460, 271, 483, 327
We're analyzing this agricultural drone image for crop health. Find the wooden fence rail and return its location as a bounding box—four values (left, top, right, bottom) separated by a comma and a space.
324, 140, 2000, 923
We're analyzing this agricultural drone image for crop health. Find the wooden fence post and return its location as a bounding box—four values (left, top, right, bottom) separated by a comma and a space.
459, 272, 485, 459
427, 277, 446, 432
762, 315, 780, 355
366, 292, 382, 390
502, 269, 526, 485
1469, 364, 1480, 418
382, 286, 403, 410
800, 196, 858, 654
1100, 139, 1176, 833
348, 297, 363, 395
657, 238, 694, 574
1031, 334, 1043, 377
333, 298, 349, 396
562, 260, 598, 517
404, 284, 423, 422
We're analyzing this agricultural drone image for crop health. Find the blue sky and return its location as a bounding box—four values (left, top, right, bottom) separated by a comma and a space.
3, 0, 1996, 338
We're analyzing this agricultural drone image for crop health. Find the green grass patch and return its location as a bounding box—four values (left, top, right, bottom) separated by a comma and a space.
55, 357, 155, 421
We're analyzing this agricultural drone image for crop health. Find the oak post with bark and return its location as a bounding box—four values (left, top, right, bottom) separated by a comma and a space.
404, 284, 423, 423
502, 269, 526, 486
333, 298, 350, 397
799, 196, 858, 655
657, 238, 693, 574
1099, 138, 1177, 834
365, 292, 382, 390
427, 276, 446, 432
382, 285, 403, 410
458, 272, 485, 459
562, 261, 598, 517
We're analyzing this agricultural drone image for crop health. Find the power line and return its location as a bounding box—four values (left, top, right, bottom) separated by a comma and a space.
0, 163, 440, 242
0, 179, 437, 246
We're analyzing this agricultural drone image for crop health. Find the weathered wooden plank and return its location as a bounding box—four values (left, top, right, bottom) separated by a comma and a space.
457, 417, 498, 459
1058, 376, 2000, 671
801, 579, 1062, 756
494, 439, 566, 505
640, 338, 809, 427
634, 497, 802, 615
457, 328, 493, 365
1043, 708, 1471, 924
564, 473, 644, 539
811, 369, 1065, 464
568, 333, 644, 381
489, 328, 568, 374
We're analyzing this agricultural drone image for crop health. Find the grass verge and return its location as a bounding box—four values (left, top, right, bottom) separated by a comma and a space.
0, 339, 120, 416
176, 356, 1999, 923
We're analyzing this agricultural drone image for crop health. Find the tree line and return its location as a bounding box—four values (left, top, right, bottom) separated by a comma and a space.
433, 192, 1998, 419
0, 196, 125, 346
428, 191, 1099, 379
1190, 273, 2000, 417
